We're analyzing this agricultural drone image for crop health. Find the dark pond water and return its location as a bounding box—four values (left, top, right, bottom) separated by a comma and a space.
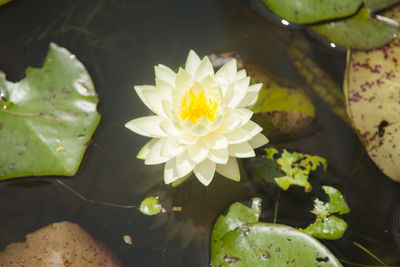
1, 0, 400, 266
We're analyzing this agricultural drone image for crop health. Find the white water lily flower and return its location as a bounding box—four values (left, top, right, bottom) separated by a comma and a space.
125, 50, 268, 186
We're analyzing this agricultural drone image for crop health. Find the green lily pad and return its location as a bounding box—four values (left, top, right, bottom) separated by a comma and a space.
0, 0, 14, 7
301, 186, 350, 239
344, 4, 400, 182
287, 46, 350, 125
247, 63, 322, 143
311, 1, 400, 50
261, 0, 362, 24
0, 43, 100, 180
210, 200, 341, 267
139, 197, 163, 216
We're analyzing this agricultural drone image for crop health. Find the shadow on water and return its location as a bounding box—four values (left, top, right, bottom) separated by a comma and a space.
0, 0, 400, 266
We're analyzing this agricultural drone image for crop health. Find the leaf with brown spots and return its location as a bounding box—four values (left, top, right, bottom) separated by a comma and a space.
344, 5, 400, 182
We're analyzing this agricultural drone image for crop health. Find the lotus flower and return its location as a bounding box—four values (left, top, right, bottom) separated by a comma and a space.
125, 50, 268, 186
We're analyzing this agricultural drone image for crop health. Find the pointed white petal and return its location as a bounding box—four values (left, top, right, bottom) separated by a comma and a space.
161, 100, 173, 119
179, 133, 199, 145
189, 123, 210, 136
160, 137, 185, 158
145, 139, 169, 165
164, 158, 181, 184
236, 69, 247, 80
237, 83, 262, 108
160, 119, 180, 136
234, 108, 254, 126
176, 151, 196, 176
224, 128, 251, 144
175, 67, 193, 96
208, 148, 229, 164
134, 85, 165, 116
188, 142, 209, 163
241, 120, 263, 138
137, 138, 158, 160
185, 50, 201, 77
193, 159, 216, 186
227, 77, 250, 108
203, 132, 228, 149
215, 59, 237, 84
155, 79, 173, 102
217, 113, 242, 134
125, 116, 167, 138
248, 133, 269, 148
195, 56, 214, 81
228, 142, 255, 158
216, 157, 240, 182
208, 114, 224, 132
155, 64, 176, 86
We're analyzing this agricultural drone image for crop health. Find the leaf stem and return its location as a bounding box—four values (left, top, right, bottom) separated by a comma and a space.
352, 241, 387, 266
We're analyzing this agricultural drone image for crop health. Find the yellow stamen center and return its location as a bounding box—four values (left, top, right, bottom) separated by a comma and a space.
180, 88, 218, 124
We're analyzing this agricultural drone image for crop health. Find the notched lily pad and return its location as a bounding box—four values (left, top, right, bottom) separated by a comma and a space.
301, 186, 350, 239
0, 43, 101, 180
261, 0, 362, 24
0, 221, 122, 266
311, 1, 400, 50
210, 200, 341, 267
247, 63, 322, 143
139, 196, 163, 216
344, 4, 400, 182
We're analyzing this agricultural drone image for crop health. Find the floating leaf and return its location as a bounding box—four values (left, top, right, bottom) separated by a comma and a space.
247, 148, 327, 191
139, 197, 163, 216
301, 186, 350, 239
210, 200, 341, 267
288, 46, 350, 125
210, 198, 262, 265
0, 221, 122, 266
0, 43, 100, 180
344, 5, 400, 182
311, 1, 400, 50
0, 0, 13, 7
260, 0, 362, 24
247, 63, 322, 143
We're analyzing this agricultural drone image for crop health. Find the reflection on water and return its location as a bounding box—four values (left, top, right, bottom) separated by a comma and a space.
1, 0, 400, 266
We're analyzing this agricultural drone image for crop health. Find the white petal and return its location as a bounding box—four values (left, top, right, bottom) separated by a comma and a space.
237, 83, 262, 108
185, 50, 201, 77
125, 116, 167, 138
216, 157, 240, 182
137, 138, 158, 160
236, 69, 247, 80
193, 159, 216, 186
188, 142, 209, 163
160, 119, 180, 136
217, 113, 242, 134
176, 151, 196, 176
160, 137, 185, 158
161, 100, 174, 119
155, 64, 176, 86
134, 85, 165, 116
241, 120, 262, 138
227, 77, 250, 108
203, 132, 228, 149
145, 138, 169, 165
208, 148, 229, 164
248, 133, 269, 149
179, 133, 199, 145
208, 113, 224, 132
234, 108, 254, 126
224, 128, 251, 144
228, 142, 255, 158
155, 79, 173, 102
175, 68, 193, 96
194, 56, 214, 81
215, 59, 237, 84
189, 123, 210, 137
164, 158, 181, 184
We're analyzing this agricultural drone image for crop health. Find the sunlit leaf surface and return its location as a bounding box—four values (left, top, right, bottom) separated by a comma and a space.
139, 197, 163, 216
0, 43, 100, 180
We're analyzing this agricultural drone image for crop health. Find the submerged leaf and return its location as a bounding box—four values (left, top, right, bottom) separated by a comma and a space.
247, 63, 321, 143
210, 201, 341, 267
288, 46, 350, 125
261, 0, 362, 24
311, 1, 400, 50
0, 43, 101, 180
139, 197, 163, 216
344, 4, 400, 182
0, 221, 122, 266
0, 0, 13, 7
301, 186, 350, 239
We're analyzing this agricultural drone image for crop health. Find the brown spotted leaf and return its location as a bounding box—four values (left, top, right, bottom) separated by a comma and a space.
0, 221, 122, 266
344, 5, 400, 182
